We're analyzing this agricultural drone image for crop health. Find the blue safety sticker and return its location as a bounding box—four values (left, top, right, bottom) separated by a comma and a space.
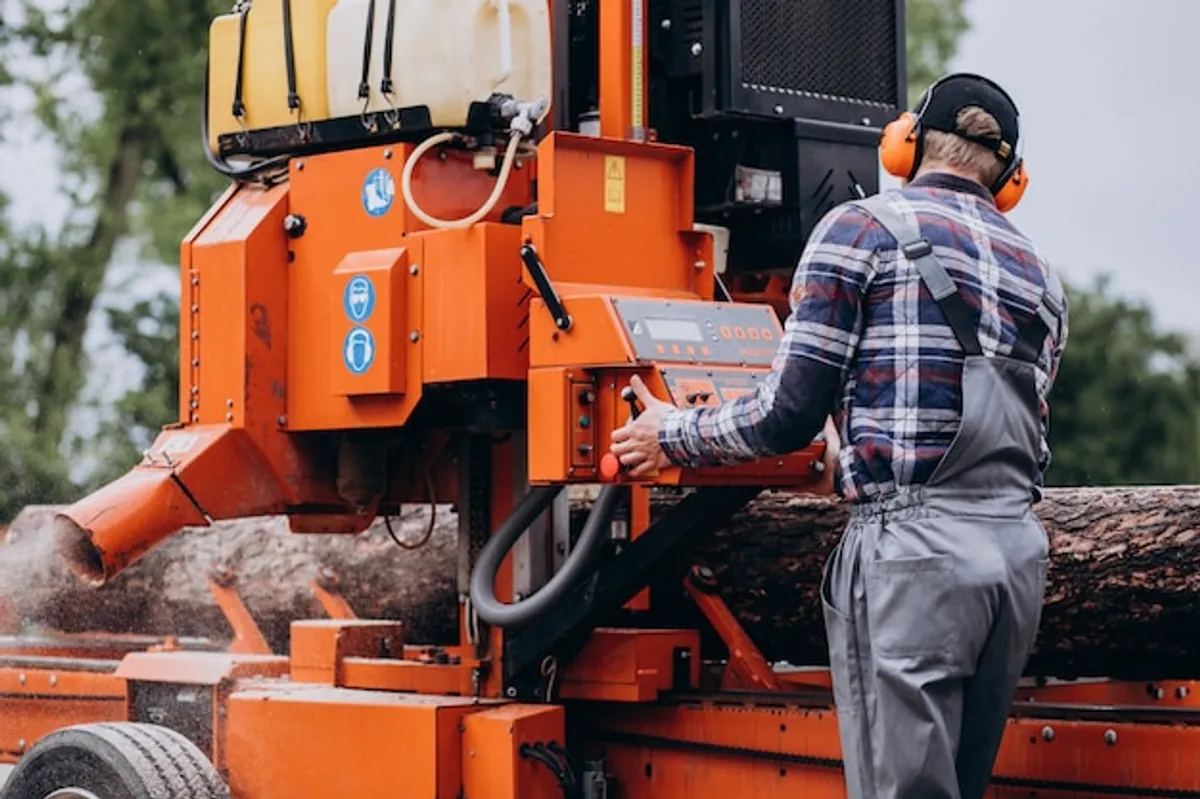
361, 167, 395, 217
343, 274, 376, 323
343, 326, 376, 374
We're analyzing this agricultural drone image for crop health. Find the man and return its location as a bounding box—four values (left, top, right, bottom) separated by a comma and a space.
610, 73, 1069, 799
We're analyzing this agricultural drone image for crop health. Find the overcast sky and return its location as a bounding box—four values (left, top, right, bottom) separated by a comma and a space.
942, 0, 1200, 334
0, 0, 1195, 338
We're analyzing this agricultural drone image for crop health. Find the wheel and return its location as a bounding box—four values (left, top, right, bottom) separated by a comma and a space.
0, 722, 228, 799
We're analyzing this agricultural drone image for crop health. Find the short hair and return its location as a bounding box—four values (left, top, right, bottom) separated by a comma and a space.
921, 106, 1006, 188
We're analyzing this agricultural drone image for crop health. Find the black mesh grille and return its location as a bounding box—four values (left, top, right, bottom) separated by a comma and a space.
739, 0, 899, 107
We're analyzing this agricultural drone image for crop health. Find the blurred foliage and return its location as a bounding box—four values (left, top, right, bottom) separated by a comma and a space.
906, 0, 971, 106
1045, 277, 1200, 487
0, 0, 1194, 522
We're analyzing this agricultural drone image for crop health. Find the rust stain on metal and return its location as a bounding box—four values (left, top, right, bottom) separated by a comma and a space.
250, 303, 271, 348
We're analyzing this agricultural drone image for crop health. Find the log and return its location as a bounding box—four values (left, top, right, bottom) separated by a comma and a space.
591, 486, 1200, 682
0, 505, 462, 654
4, 485, 1199, 680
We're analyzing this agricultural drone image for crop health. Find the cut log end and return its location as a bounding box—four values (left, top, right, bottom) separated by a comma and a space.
52, 515, 106, 588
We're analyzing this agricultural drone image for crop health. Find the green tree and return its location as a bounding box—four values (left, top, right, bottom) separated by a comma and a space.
906, 0, 971, 106
1046, 276, 1200, 487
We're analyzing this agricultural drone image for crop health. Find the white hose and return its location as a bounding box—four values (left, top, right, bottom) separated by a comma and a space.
400, 129, 524, 230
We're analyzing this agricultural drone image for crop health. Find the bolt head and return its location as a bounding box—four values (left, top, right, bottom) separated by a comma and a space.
410, 331, 421, 342
410, 264, 420, 275
690, 42, 702, 56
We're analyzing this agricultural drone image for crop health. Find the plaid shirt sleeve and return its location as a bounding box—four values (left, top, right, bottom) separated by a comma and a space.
1036, 271, 1070, 485
657, 204, 881, 467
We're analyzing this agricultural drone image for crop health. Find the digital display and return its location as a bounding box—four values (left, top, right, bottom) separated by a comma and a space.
644, 318, 704, 342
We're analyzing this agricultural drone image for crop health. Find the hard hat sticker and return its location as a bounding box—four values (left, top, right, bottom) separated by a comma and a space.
362, 167, 395, 217
343, 326, 376, 374
343, 274, 376, 323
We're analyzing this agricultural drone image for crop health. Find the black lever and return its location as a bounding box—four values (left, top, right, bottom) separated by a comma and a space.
519, 243, 572, 332
621, 385, 642, 420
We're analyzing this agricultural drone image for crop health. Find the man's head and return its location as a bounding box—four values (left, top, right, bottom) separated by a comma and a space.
879, 73, 1028, 211
918, 105, 1006, 187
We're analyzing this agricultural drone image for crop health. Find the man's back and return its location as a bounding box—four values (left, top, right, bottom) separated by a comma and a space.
795, 171, 1069, 503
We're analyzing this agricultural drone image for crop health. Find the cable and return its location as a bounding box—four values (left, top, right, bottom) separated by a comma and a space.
399, 94, 548, 230
383, 466, 438, 550
200, 47, 291, 184
519, 742, 582, 799
400, 129, 523, 229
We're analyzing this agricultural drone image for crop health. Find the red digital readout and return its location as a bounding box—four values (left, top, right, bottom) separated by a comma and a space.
719, 325, 776, 342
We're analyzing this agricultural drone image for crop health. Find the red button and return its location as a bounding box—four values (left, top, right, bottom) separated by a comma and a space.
600, 453, 621, 481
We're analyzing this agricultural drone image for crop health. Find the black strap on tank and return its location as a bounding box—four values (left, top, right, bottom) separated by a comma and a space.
231, 3, 250, 119
852, 198, 983, 357
380, 0, 397, 97
281, 0, 300, 112
358, 0, 376, 101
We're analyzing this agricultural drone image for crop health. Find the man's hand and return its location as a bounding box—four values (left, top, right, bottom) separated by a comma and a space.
609, 375, 674, 478
815, 415, 842, 496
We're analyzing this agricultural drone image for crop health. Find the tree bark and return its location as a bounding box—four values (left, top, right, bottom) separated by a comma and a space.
594, 486, 1200, 682
4, 486, 1199, 680
0, 505, 461, 655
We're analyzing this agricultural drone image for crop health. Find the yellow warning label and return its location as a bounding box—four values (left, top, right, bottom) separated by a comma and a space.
604, 155, 626, 214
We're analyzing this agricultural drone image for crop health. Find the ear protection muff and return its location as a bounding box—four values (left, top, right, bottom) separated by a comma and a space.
880, 73, 1028, 213
992, 145, 1028, 213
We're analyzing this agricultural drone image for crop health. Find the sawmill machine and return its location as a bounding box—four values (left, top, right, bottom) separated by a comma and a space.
3, 1, 1198, 798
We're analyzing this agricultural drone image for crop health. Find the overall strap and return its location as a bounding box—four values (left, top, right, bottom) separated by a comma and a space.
852, 196, 983, 357
1010, 280, 1064, 363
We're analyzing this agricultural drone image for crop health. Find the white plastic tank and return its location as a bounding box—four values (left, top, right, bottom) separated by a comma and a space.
326, 0, 553, 126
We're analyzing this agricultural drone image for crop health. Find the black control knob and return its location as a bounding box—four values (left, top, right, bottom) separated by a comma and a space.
621, 386, 641, 420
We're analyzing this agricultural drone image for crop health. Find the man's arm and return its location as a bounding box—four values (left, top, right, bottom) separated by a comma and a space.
656, 204, 881, 467
1037, 271, 1070, 479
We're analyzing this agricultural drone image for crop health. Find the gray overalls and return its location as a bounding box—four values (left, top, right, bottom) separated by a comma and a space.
820, 195, 1064, 799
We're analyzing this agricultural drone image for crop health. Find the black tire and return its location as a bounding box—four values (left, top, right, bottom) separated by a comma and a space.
0, 722, 229, 799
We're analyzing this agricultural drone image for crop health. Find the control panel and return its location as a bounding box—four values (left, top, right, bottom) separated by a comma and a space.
610, 298, 781, 367
526, 295, 824, 490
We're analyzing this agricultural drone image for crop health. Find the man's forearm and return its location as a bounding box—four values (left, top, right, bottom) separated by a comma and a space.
656, 355, 843, 467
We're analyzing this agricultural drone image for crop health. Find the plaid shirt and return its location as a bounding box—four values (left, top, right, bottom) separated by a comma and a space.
657, 172, 1069, 504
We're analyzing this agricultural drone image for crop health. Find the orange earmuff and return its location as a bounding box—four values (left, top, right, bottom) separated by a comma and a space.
879, 107, 1029, 213
992, 160, 1028, 214
879, 111, 920, 179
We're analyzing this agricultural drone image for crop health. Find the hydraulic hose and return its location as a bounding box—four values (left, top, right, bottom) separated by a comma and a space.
469, 484, 624, 629
400, 129, 523, 229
